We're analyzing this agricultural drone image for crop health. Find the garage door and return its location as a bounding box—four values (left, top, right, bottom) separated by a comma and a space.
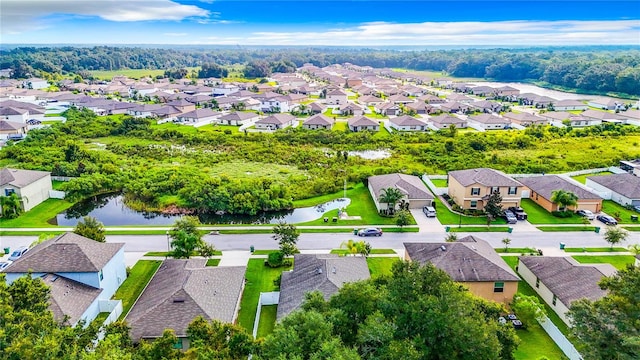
409, 199, 433, 209
576, 202, 601, 213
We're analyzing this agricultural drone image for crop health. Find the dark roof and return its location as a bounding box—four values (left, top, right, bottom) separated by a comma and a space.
468, 113, 509, 124
519, 256, 615, 305
347, 116, 378, 127
0, 120, 27, 131
127, 259, 246, 340
0, 168, 49, 188
587, 173, 640, 199
519, 175, 601, 200
404, 237, 519, 283
368, 173, 433, 201
256, 113, 296, 125
448, 168, 522, 187
390, 115, 426, 126
5, 232, 124, 274
218, 111, 259, 121
178, 108, 220, 119
41, 273, 102, 325
277, 254, 370, 320
303, 114, 334, 126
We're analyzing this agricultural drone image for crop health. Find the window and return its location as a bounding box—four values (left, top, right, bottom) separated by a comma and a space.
471, 187, 480, 196
99, 270, 104, 281
508, 186, 517, 195
494, 282, 504, 293
470, 201, 478, 208
4, 188, 15, 196
535, 277, 540, 288
491, 186, 500, 194
552, 295, 557, 306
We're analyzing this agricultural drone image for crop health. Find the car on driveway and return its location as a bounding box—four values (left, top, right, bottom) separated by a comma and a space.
576, 209, 595, 220
504, 210, 518, 224
596, 214, 617, 226
0, 261, 12, 272
358, 227, 383, 237
634, 205, 640, 213
8, 246, 29, 262
508, 206, 528, 220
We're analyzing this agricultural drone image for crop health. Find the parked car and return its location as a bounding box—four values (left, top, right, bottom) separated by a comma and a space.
508, 206, 528, 220
8, 246, 29, 262
358, 227, 383, 237
576, 209, 595, 220
0, 261, 12, 271
504, 210, 518, 224
422, 206, 437, 218
634, 205, 640, 213
596, 214, 618, 226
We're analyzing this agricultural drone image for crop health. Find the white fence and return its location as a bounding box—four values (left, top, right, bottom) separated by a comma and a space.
252, 291, 280, 338
49, 190, 65, 199
96, 300, 123, 341
51, 176, 75, 182
538, 316, 583, 360
421, 175, 447, 196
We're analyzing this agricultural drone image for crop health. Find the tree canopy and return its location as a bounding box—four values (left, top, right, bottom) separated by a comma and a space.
73, 215, 106, 242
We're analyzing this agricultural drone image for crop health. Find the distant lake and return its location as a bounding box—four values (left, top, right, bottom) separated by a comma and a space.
467, 82, 604, 101
51, 193, 350, 226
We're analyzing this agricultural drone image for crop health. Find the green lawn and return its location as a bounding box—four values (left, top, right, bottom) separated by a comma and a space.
218, 227, 419, 235
296, 183, 414, 226
536, 226, 596, 232
330, 249, 396, 255
293, 187, 347, 207
0, 198, 74, 228
256, 305, 278, 338
52, 180, 66, 190
514, 327, 566, 360
113, 260, 162, 320
449, 226, 511, 232
433, 196, 507, 225
144, 251, 222, 256
495, 248, 539, 254
206, 259, 220, 266
563, 247, 628, 253
237, 259, 292, 332
332, 121, 348, 131
570, 171, 612, 184
623, 226, 640, 231
602, 200, 638, 224
572, 255, 636, 270
366, 257, 398, 277
519, 199, 584, 224
429, 178, 448, 187
89, 67, 198, 80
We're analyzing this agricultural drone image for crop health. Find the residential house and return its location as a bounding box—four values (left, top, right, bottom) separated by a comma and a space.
494, 86, 520, 98
541, 111, 601, 127
357, 95, 385, 107
0, 168, 51, 212
518, 256, 615, 325
586, 173, 640, 207
127, 104, 165, 118
419, 94, 446, 104
0, 107, 29, 122
126, 259, 245, 349
0, 69, 14, 78
166, 99, 196, 113
277, 254, 370, 320
346, 78, 363, 87
368, 173, 434, 212
580, 109, 628, 124
404, 236, 520, 304
532, 96, 556, 108
553, 99, 588, 111
439, 101, 471, 114
308, 102, 326, 114
587, 97, 623, 110
502, 112, 548, 127
4, 232, 126, 326
469, 86, 495, 97
23, 78, 49, 90
212, 84, 240, 96
387, 94, 414, 104
388, 115, 427, 131
374, 102, 401, 116
622, 109, 640, 126
255, 113, 297, 130
428, 114, 467, 130
325, 89, 348, 105
619, 159, 640, 176
446, 93, 474, 103
0, 120, 28, 140
470, 100, 502, 113
337, 103, 364, 116
519, 175, 602, 213
302, 114, 334, 130
404, 101, 434, 115
448, 168, 524, 210
259, 95, 296, 113
176, 108, 221, 124
218, 112, 260, 126
467, 113, 510, 130
347, 116, 379, 132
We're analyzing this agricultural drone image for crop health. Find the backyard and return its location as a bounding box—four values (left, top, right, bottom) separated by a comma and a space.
571, 255, 636, 270
519, 199, 584, 224
570, 171, 612, 184
366, 257, 399, 277
0, 198, 74, 228
112, 260, 162, 320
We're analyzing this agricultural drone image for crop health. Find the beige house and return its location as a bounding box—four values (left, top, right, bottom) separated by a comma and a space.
518, 256, 615, 325
0, 168, 52, 212
519, 175, 602, 213
404, 236, 520, 304
448, 168, 523, 210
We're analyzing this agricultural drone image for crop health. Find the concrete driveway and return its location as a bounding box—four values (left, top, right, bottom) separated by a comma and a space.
409, 209, 445, 233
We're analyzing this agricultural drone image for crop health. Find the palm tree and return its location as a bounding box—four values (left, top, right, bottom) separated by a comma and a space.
340, 239, 370, 256
0, 193, 24, 219
379, 187, 404, 216
550, 190, 578, 212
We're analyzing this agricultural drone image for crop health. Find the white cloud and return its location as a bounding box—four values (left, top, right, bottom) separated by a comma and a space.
1, 0, 209, 34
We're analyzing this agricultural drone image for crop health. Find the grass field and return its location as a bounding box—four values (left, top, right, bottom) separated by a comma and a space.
330, 249, 396, 255
429, 178, 448, 187
237, 259, 292, 333
113, 260, 162, 320
570, 171, 612, 184
495, 248, 538, 254
623, 226, 640, 231
572, 255, 636, 270
90, 67, 199, 80
563, 247, 628, 253
206, 259, 220, 266
519, 199, 584, 224
366, 257, 398, 277
536, 226, 596, 232
256, 305, 278, 338
292, 187, 347, 207
433, 196, 507, 225
332, 121, 348, 131
602, 200, 638, 224
449, 226, 511, 232
0, 199, 74, 228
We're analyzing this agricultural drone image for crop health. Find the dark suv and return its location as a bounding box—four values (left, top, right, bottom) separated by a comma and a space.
508, 206, 528, 220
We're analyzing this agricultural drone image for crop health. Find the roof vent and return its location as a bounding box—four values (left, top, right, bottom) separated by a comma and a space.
332, 267, 336, 274
471, 245, 477, 251
440, 245, 447, 251
173, 299, 185, 303
316, 267, 323, 275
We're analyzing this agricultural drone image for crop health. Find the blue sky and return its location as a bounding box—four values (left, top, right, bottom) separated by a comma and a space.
2, 0, 639, 45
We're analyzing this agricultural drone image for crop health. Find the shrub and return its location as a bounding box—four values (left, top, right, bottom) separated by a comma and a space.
266, 251, 285, 268
224, 129, 232, 135
551, 210, 572, 218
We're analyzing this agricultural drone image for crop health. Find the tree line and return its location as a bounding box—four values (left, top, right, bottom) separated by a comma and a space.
1, 46, 639, 95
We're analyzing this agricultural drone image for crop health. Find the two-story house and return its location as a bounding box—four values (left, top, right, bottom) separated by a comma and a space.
325, 89, 348, 105
448, 168, 523, 210
0, 167, 52, 212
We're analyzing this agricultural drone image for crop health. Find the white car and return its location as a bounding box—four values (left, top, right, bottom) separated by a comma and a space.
0, 261, 12, 272
576, 209, 595, 220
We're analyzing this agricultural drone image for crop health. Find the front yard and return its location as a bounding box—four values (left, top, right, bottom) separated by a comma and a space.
433, 196, 507, 225
519, 199, 584, 224
602, 200, 638, 224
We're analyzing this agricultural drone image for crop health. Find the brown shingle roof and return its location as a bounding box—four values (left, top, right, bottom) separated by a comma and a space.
519, 175, 601, 200
448, 168, 521, 187
42, 274, 102, 325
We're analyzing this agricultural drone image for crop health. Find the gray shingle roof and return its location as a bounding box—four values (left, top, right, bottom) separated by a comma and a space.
218, 111, 259, 121
41, 273, 102, 325
468, 113, 509, 124
277, 254, 370, 320
0, 167, 50, 188
404, 237, 519, 282
390, 115, 426, 126
518, 256, 615, 305
5, 232, 124, 274
368, 173, 433, 201
303, 114, 334, 126
519, 175, 601, 200
587, 173, 640, 199
347, 116, 378, 127
448, 168, 522, 187
178, 108, 220, 119
256, 113, 296, 125
127, 259, 246, 340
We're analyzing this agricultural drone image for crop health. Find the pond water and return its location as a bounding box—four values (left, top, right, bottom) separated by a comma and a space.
50, 193, 351, 226
348, 149, 391, 160
467, 82, 604, 101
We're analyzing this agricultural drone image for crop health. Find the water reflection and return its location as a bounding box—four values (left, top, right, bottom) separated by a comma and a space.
51, 193, 351, 226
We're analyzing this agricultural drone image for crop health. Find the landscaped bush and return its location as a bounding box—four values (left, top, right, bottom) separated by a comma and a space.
551, 210, 573, 218
266, 251, 284, 268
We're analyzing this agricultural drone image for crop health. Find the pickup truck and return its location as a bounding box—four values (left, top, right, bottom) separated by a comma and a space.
508, 206, 528, 220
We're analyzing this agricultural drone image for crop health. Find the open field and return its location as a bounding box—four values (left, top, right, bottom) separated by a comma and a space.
563, 247, 628, 253
90, 67, 199, 80
429, 178, 448, 187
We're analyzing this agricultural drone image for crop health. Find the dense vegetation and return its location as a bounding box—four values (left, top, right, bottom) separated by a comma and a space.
2, 46, 639, 95
1, 108, 639, 215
